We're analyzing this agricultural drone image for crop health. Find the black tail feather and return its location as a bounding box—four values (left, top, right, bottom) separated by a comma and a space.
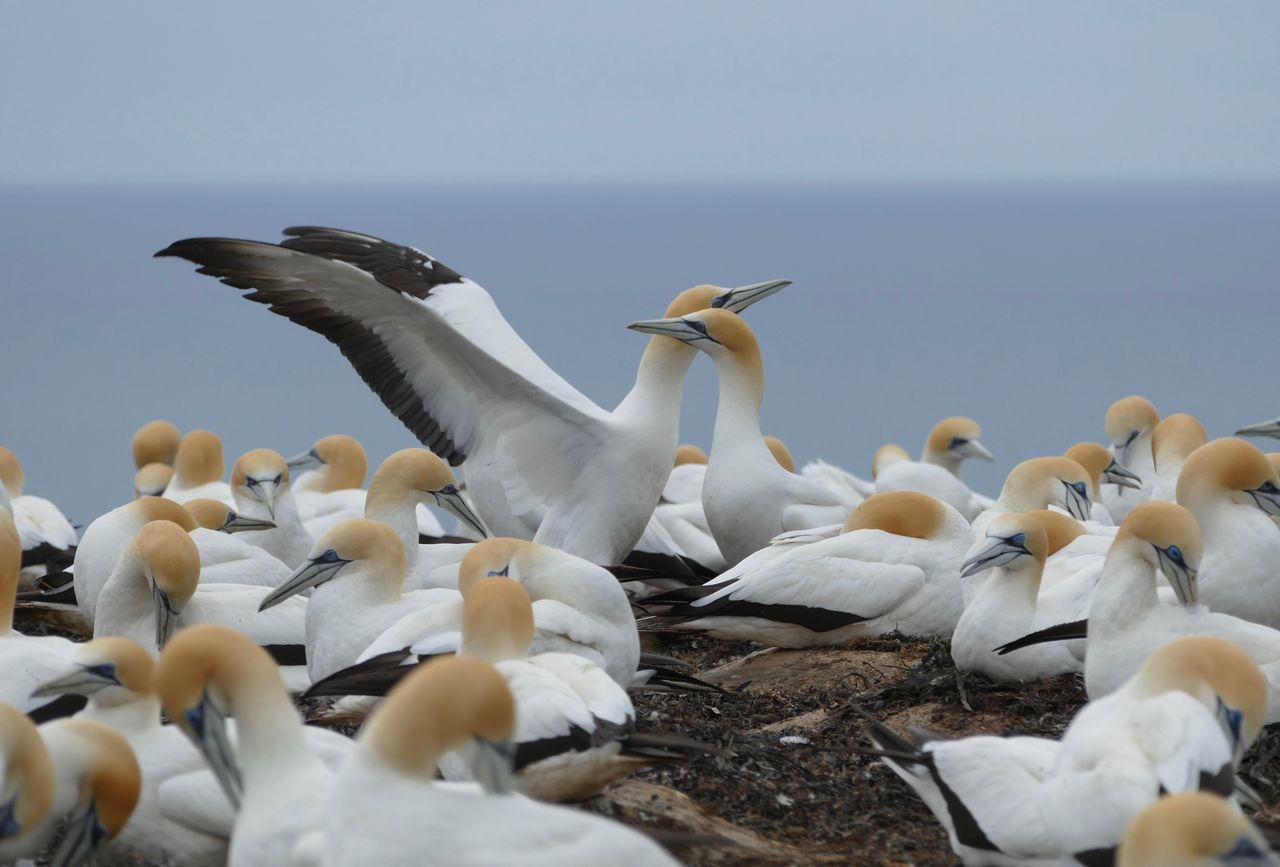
994, 619, 1088, 655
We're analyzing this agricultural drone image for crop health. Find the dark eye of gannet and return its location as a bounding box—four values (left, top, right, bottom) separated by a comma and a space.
1009, 533, 1026, 547
441, 484, 459, 495
319, 549, 341, 563
1164, 544, 1185, 566
949, 437, 968, 449
686, 319, 709, 336
85, 663, 118, 681
272, 474, 283, 485
1070, 482, 1088, 497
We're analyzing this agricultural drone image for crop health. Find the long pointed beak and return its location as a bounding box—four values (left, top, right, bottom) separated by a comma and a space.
1102, 458, 1142, 490
46, 799, 110, 867
258, 556, 348, 611
470, 737, 516, 795
1064, 481, 1092, 521
153, 584, 181, 648
1236, 418, 1280, 440
253, 480, 279, 522
957, 439, 995, 462
435, 490, 489, 539
286, 448, 325, 475
30, 666, 117, 700
182, 692, 242, 809
712, 279, 792, 313
626, 317, 706, 343
960, 537, 1030, 578
1159, 555, 1198, 607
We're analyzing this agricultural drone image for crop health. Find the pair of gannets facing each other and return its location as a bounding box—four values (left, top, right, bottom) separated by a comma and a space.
627, 308, 857, 566
1117, 793, 1279, 867
163, 430, 232, 504
159, 226, 790, 566
970, 456, 1095, 537
1149, 413, 1209, 502
132, 419, 182, 497
0, 446, 77, 575
872, 417, 996, 521
0, 704, 142, 867
1100, 395, 1160, 523
641, 491, 973, 647
862, 635, 1268, 867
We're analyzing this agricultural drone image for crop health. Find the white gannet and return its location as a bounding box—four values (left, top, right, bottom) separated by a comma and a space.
135, 462, 175, 498
627, 308, 855, 565
0, 446, 78, 576
1149, 413, 1208, 502
649, 445, 725, 573
0, 510, 84, 721
1063, 441, 1143, 524
646, 491, 971, 647
953, 512, 1082, 681
871, 418, 995, 521
228, 449, 313, 567
662, 445, 709, 504
157, 228, 787, 565
0, 703, 55, 861
1175, 437, 1280, 628
131, 419, 182, 470
311, 655, 679, 867
30, 637, 229, 865
164, 430, 232, 504
920, 416, 996, 475
257, 518, 451, 682
1100, 395, 1159, 523
1117, 792, 1278, 867
157, 625, 336, 867
93, 521, 308, 685
288, 434, 368, 496
182, 498, 291, 588
971, 456, 1095, 537
1236, 416, 1280, 440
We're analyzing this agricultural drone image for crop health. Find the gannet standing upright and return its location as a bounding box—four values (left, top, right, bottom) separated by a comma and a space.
1100, 396, 1159, 522
157, 227, 788, 565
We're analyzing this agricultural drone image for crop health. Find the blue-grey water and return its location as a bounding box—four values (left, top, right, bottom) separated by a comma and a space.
2, 182, 1278, 526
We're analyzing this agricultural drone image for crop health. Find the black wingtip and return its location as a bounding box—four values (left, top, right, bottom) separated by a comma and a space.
993, 619, 1088, 655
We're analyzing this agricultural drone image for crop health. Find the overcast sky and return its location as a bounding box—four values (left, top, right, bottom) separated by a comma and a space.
4, 1, 1280, 184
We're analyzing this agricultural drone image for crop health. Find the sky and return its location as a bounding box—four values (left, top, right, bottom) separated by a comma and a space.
4, 1, 1280, 184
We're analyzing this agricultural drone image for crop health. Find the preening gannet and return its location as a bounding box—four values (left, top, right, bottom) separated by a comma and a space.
1175, 438, 1280, 628
971, 456, 1095, 536
1149, 413, 1207, 502
311, 655, 679, 867
135, 463, 175, 498
1117, 792, 1277, 867
164, 430, 231, 504
1100, 396, 1159, 523
157, 227, 788, 565
0, 446, 77, 574
645, 492, 971, 646
0, 704, 55, 860
229, 449, 313, 567
131, 420, 182, 469
1064, 441, 1142, 524
628, 308, 855, 565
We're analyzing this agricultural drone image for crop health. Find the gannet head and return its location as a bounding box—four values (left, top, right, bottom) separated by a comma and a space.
842, 491, 948, 539
184, 498, 276, 534
1024, 509, 1087, 556
1065, 442, 1142, 491
31, 637, 155, 709
157, 624, 286, 807
627, 308, 763, 377
1113, 501, 1202, 606
258, 517, 405, 611
1235, 416, 1280, 441
674, 444, 709, 467
763, 436, 796, 473
872, 444, 912, 479
285, 434, 368, 492
1151, 413, 1208, 472
128, 520, 201, 647
367, 449, 488, 539
460, 577, 535, 663
1105, 396, 1160, 466
999, 456, 1094, 520
362, 656, 516, 792
456, 537, 530, 595
133, 462, 175, 498
128, 496, 198, 533
131, 419, 182, 469
961, 512, 1048, 578
0, 703, 54, 845
663, 280, 792, 317
1176, 438, 1280, 518
1118, 792, 1275, 867
231, 448, 291, 522
0, 447, 25, 497
173, 430, 225, 487
43, 719, 141, 867
926, 417, 994, 464
1129, 636, 1267, 764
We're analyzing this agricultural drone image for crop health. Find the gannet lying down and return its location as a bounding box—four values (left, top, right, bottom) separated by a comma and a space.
0, 446, 77, 578
1100, 395, 1159, 523
642, 491, 971, 647
158, 227, 788, 566
164, 430, 231, 504
861, 635, 1268, 866
302, 656, 680, 867
1148, 413, 1207, 502
970, 456, 1095, 537
1116, 792, 1278, 867
874, 417, 995, 521
134, 462, 175, 498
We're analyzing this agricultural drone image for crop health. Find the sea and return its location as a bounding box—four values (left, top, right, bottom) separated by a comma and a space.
2, 181, 1278, 525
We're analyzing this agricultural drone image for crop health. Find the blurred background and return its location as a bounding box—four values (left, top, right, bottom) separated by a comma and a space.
3, 1, 1279, 521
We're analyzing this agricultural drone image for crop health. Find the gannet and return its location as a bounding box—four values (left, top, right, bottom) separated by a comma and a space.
645, 491, 971, 646
157, 625, 336, 867
628, 308, 855, 565
310, 655, 679, 867
157, 227, 788, 564
1117, 792, 1278, 867
164, 430, 231, 504
1175, 438, 1280, 627
182, 498, 290, 588
953, 512, 1083, 681
1236, 417, 1280, 440
0, 446, 77, 575
131, 419, 182, 469
1063, 441, 1142, 524
134, 462, 175, 498
763, 434, 797, 472
648, 444, 725, 573
971, 456, 1095, 537
0, 704, 55, 861
867, 418, 996, 521
30, 637, 229, 865
920, 416, 996, 475
1100, 395, 1159, 522
1149, 413, 1207, 502
287, 434, 367, 495
228, 449, 313, 567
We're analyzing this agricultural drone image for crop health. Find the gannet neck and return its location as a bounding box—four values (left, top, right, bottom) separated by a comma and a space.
0, 447, 25, 497
611, 336, 696, 433
1094, 535, 1162, 632
0, 511, 19, 632
707, 347, 768, 467
173, 430, 224, 487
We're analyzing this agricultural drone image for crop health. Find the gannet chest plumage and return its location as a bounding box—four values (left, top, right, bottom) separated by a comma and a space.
646, 491, 972, 647
1175, 437, 1280, 628
628, 308, 855, 566
1117, 792, 1278, 867
313, 656, 678, 867
1063, 441, 1143, 525
1100, 396, 1159, 523
164, 430, 232, 504
158, 230, 787, 566
1149, 413, 1208, 502
228, 449, 313, 568
0, 446, 77, 576
971, 456, 1095, 538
